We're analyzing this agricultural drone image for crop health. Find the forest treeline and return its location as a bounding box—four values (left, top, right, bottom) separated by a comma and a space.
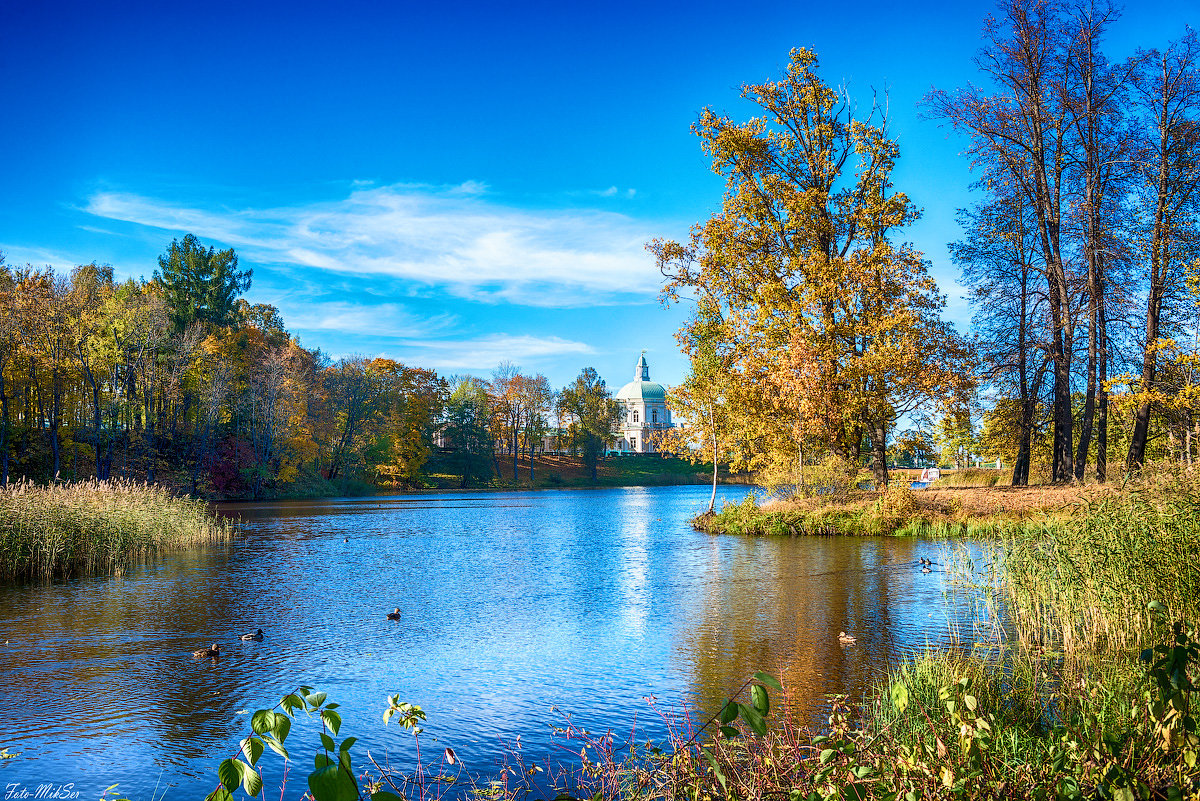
0, 236, 622, 498
658, 0, 1200, 488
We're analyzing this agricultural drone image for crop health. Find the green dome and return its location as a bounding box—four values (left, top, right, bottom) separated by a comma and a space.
615, 353, 666, 401
616, 380, 667, 401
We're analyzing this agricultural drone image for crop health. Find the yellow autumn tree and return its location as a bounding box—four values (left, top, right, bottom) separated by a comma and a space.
651, 48, 971, 489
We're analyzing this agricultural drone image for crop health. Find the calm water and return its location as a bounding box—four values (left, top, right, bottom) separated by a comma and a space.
0, 485, 985, 799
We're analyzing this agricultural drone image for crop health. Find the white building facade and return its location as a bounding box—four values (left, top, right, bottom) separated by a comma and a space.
611, 353, 673, 454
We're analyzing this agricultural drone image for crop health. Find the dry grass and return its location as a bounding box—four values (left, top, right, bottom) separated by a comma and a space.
762, 483, 1095, 526
0, 478, 237, 581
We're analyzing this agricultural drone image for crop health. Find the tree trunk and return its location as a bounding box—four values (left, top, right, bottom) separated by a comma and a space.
1128, 281, 1162, 470
1075, 295, 1098, 480
708, 402, 717, 513
869, 419, 889, 489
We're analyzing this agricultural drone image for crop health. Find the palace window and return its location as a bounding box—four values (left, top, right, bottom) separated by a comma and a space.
652, 408, 658, 423
630, 437, 637, 450
633, 411, 639, 423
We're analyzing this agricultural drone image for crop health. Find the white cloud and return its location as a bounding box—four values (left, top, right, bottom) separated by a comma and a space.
84, 182, 662, 307
284, 301, 458, 339
398, 334, 595, 372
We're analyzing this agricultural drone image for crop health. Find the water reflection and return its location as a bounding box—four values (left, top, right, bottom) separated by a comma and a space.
0, 486, 982, 799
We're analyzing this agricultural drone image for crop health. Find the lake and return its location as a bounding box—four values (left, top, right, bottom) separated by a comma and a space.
0, 485, 986, 799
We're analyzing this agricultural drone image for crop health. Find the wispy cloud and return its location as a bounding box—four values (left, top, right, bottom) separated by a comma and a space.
400, 334, 595, 372
84, 182, 661, 307
283, 300, 458, 340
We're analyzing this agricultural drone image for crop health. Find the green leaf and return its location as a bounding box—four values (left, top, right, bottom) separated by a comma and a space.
251, 710, 277, 735
719, 725, 740, 739
241, 766, 263, 798
262, 734, 289, 760
964, 695, 978, 713
371, 793, 405, 801
308, 691, 328, 708
750, 684, 769, 716
322, 709, 343, 736
753, 672, 782, 691
700, 749, 727, 794
308, 764, 358, 801
339, 736, 358, 755
890, 681, 909, 714
739, 702, 767, 736
1149, 601, 1168, 616
819, 749, 835, 765
1112, 788, 1135, 801
240, 736, 265, 766
205, 789, 234, 801
719, 700, 737, 725
217, 759, 242, 793
274, 715, 291, 743
320, 732, 335, 752
853, 765, 875, 779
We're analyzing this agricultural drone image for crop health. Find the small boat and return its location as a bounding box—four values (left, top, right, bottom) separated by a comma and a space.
240, 629, 264, 641
386, 608, 402, 621
838, 631, 857, 644
193, 643, 221, 658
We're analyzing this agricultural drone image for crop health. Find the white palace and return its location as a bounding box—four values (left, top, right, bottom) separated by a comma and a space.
610, 352, 673, 454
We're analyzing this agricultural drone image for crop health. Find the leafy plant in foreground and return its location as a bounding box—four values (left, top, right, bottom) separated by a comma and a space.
204, 687, 459, 801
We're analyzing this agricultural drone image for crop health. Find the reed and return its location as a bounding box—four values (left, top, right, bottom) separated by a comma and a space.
1000, 477, 1200, 653
0, 478, 236, 581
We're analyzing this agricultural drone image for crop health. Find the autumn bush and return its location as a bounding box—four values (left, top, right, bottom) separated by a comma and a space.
0, 478, 236, 580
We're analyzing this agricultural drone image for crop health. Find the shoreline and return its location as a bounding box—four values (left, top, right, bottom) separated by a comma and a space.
694, 482, 1093, 537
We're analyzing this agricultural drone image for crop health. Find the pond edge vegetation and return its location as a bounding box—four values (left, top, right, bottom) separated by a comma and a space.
0, 478, 236, 581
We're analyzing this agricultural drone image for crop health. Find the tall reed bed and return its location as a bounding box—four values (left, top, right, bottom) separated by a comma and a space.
1001, 479, 1200, 653
0, 478, 236, 581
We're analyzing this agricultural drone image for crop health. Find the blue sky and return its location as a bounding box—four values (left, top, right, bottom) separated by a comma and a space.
1, 0, 1195, 392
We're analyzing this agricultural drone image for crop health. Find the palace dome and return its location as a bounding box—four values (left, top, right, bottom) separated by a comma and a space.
615, 354, 667, 401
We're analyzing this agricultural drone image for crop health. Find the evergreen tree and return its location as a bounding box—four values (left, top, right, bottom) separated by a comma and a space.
154, 234, 251, 334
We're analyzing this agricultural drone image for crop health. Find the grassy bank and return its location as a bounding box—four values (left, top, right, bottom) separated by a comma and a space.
0, 478, 236, 581
697, 482, 1089, 537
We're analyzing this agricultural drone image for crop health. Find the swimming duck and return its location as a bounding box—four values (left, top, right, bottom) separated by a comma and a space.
921, 566, 932, 574
386, 608, 402, 621
919, 557, 931, 566
838, 631, 857, 644
193, 643, 221, 658
240, 629, 264, 641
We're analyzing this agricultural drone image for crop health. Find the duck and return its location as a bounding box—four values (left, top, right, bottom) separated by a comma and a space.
838, 631, 857, 644
344, 537, 349, 542
386, 608, 402, 621
921, 565, 933, 574
240, 629, 264, 642
193, 643, 221, 658
919, 557, 931, 566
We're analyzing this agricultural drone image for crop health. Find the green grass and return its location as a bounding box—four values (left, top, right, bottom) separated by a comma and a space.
0, 478, 236, 581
